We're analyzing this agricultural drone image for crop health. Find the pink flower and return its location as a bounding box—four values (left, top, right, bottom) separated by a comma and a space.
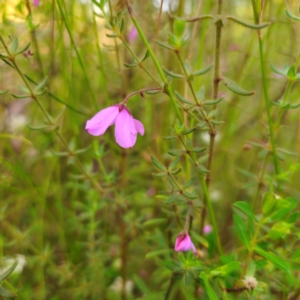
33, 0, 39, 6
174, 232, 196, 253
128, 27, 138, 42
85, 104, 144, 148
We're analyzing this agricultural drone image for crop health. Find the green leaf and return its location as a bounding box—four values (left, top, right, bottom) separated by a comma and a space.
124, 62, 138, 68
174, 19, 186, 37
169, 156, 181, 170
106, 33, 118, 38
199, 273, 219, 300
193, 64, 213, 76
152, 172, 166, 178
197, 165, 209, 174
254, 246, 290, 274
35, 77, 48, 91
191, 232, 208, 248
141, 50, 150, 62
203, 97, 223, 105
285, 9, 300, 22
227, 16, 270, 29
270, 63, 288, 76
145, 249, 172, 259
27, 124, 56, 131
0, 261, 18, 281
119, 18, 125, 33
10, 37, 18, 54
267, 197, 298, 222
182, 128, 195, 135
210, 119, 224, 125
233, 214, 250, 249
183, 176, 196, 189
233, 201, 257, 221
162, 68, 185, 79
156, 40, 174, 51
183, 191, 197, 199
133, 274, 150, 294
51, 150, 69, 157
143, 218, 167, 227
190, 147, 206, 153
163, 135, 177, 140
262, 192, 277, 216
18, 85, 30, 94
16, 41, 31, 55
0, 286, 16, 299
170, 168, 181, 175
223, 77, 255, 96
11, 93, 30, 99
287, 65, 296, 80
151, 156, 167, 171
0, 90, 9, 95
175, 91, 194, 105
268, 221, 292, 240
210, 261, 241, 278
168, 150, 185, 156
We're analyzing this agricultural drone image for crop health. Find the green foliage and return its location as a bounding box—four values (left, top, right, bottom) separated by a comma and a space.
0, 1, 300, 299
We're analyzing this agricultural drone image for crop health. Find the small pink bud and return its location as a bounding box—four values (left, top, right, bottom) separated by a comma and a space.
174, 232, 196, 253
33, 0, 39, 6
128, 27, 138, 42
203, 225, 212, 234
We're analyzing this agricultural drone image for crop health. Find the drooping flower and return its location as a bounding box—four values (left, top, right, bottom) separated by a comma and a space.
85, 104, 144, 148
174, 232, 196, 254
33, 0, 39, 6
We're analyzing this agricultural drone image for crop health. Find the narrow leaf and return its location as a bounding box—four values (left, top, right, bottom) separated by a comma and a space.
233, 201, 257, 221
151, 156, 167, 171
199, 273, 219, 300
223, 77, 255, 96
270, 63, 288, 76
16, 41, 31, 54
233, 214, 250, 249
285, 9, 300, 22
193, 64, 213, 76
227, 16, 270, 29
163, 68, 185, 79
10, 37, 18, 53
169, 156, 181, 170
254, 246, 290, 274
175, 91, 194, 105
156, 40, 174, 50
0, 261, 18, 281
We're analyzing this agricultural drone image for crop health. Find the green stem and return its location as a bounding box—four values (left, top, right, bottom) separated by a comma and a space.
200, 0, 223, 237
92, 9, 110, 105
178, 137, 223, 255
56, 0, 98, 109
122, 88, 162, 104
119, 36, 161, 86
175, 52, 215, 133
236, 220, 263, 287
251, 0, 280, 187
0, 34, 104, 194
125, 0, 183, 123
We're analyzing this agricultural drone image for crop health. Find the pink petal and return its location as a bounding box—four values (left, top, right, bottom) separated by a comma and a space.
134, 119, 144, 136
114, 108, 137, 148
85, 105, 119, 136
174, 233, 196, 253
